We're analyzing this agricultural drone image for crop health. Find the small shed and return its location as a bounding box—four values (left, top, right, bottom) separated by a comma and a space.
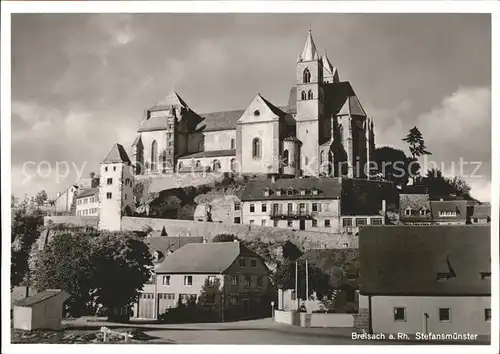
13, 289, 70, 331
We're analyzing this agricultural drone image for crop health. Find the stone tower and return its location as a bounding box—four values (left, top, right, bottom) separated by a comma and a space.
98, 143, 134, 231
295, 30, 324, 176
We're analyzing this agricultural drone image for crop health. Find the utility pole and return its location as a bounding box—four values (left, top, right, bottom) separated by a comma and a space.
295, 261, 299, 310
305, 259, 309, 303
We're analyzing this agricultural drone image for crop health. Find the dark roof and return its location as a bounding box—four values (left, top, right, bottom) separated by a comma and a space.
471, 204, 491, 219
155, 242, 261, 274
178, 149, 236, 159
299, 249, 359, 288
400, 185, 429, 194
240, 177, 342, 201
341, 179, 398, 215
102, 143, 131, 164
14, 289, 69, 307
430, 200, 467, 221
77, 188, 99, 199
359, 225, 491, 296
146, 236, 204, 263
194, 110, 243, 132
399, 194, 432, 221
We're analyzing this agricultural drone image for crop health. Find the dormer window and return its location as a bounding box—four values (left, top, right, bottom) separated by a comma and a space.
405, 208, 412, 216
420, 208, 427, 216
312, 189, 318, 196
480, 272, 491, 280
276, 189, 283, 196
439, 210, 457, 217
299, 189, 306, 196
287, 188, 294, 196
264, 188, 271, 197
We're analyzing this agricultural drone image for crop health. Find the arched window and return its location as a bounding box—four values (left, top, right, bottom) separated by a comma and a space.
282, 150, 289, 166
151, 140, 158, 171
301, 91, 307, 100
230, 138, 235, 150
308, 90, 313, 100
252, 138, 261, 159
212, 160, 221, 172
230, 158, 237, 173
303, 68, 311, 83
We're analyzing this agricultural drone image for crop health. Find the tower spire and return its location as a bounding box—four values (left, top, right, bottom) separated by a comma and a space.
299, 28, 319, 62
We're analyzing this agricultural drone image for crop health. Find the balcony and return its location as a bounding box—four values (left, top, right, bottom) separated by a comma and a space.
270, 210, 314, 220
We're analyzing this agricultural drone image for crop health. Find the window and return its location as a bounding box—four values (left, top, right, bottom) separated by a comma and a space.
282, 150, 289, 166
261, 220, 266, 226
276, 189, 282, 196
291, 290, 297, 301
105, 167, 108, 172
287, 220, 293, 227
304, 156, 309, 165
303, 68, 311, 83
356, 218, 368, 226
307, 90, 313, 100
106, 192, 112, 199
230, 158, 237, 172
234, 217, 241, 224
325, 219, 331, 228
113, 166, 116, 171
273, 220, 279, 227
125, 194, 127, 200
299, 203, 305, 213
371, 218, 383, 226
254, 110, 260, 116
162, 276, 170, 285
252, 138, 262, 159
287, 189, 294, 196
300, 189, 306, 196
324, 203, 330, 211
245, 276, 251, 287
312, 203, 318, 212
343, 242, 349, 248
230, 138, 236, 149
239, 258, 246, 267
230, 296, 238, 305
195, 160, 201, 168
439, 308, 451, 322
312, 189, 319, 196
249, 220, 255, 225
312, 219, 318, 227
178, 161, 183, 170
151, 140, 158, 171
405, 208, 412, 216
107, 178, 113, 185
251, 259, 257, 268
485, 309, 491, 322
480, 272, 491, 280
231, 276, 239, 286
420, 209, 427, 216
234, 202, 241, 211
257, 277, 263, 288
394, 307, 406, 322
343, 218, 353, 227
301, 91, 307, 100
212, 160, 221, 172
250, 204, 255, 213
262, 204, 267, 212
184, 276, 193, 286
208, 276, 216, 285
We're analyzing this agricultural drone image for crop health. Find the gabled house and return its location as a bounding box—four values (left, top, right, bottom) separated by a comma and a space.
430, 200, 467, 225
399, 194, 432, 225
133, 241, 270, 321
469, 203, 491, 224
358, 225, 490, 336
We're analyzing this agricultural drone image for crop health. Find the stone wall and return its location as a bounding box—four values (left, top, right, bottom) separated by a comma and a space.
136, 173, 225, 194
121, 217, 358, 249
43, 216, 99, 227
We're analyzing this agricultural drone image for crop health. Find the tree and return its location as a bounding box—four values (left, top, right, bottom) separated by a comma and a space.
161, 226, 168, 236
417, 169, 472, 199
402, 126, 432, 182
11, 196, 44, 287
211, 234, 239, 243
34, 190, 48, 206
33, 232, 96, 316
372, 146, 416, 188
274, 259, 332, 300
89, 231, 153, 320
197, 277, 223, 321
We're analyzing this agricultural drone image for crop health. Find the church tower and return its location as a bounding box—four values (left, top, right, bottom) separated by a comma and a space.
98, 143, 134, 231
295, 30, 324, 176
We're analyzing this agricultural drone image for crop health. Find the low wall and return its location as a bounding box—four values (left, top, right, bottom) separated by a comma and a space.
121, 217, 358, 249
274, 310, 354, 328
43, 216, 98, 227
136, 173, 225, 193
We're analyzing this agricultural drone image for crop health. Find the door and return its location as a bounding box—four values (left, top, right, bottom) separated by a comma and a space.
299, 220, 305, 230
138, 293, 154, 319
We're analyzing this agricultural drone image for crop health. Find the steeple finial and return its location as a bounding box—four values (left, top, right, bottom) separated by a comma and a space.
299, 28, 319, 62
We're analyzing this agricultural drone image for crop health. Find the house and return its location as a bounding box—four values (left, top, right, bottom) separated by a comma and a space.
399, 193, 432, 225
358, 225, 491, 336
76, 188, 99, 216
430, 200, 467, 225
469, 203, 491, 224
133, 241, 270, 320
13, 289, 70, 331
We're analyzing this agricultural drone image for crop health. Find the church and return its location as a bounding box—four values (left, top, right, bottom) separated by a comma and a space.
131, 29, 375, 179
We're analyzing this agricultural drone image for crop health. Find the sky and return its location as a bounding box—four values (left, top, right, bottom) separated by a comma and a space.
11, 13, 491, 201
